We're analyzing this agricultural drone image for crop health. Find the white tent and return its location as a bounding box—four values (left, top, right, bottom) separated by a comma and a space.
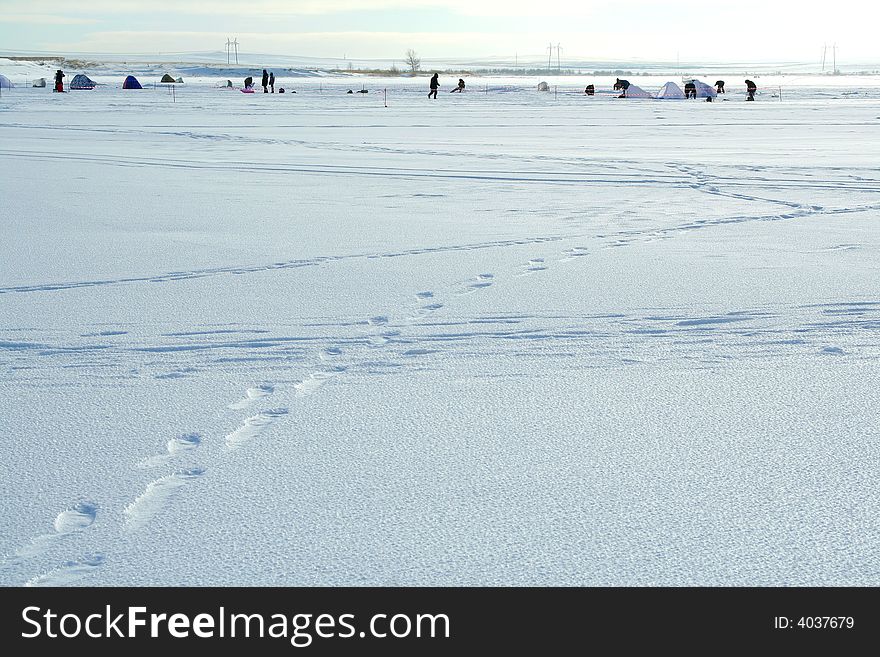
657, 81, 685, 99
620, 84, 653, 99
685, 79, 717, 98
33, 77, 46, 88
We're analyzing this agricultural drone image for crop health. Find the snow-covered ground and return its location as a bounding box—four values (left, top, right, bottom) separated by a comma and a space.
1, 75, 879, 586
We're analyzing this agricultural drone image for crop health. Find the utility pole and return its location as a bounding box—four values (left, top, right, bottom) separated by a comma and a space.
232, 38, 239, 65
833, 43, 837, 73
821, 43, 827, 72
556, 43, 562, 71
547, 42, 553, 71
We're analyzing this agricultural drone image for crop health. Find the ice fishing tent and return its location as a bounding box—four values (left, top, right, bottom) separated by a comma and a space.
33, 77, 47, 88
620, 84, 653, 99
70, 74, 96, 90
657, 81, 685, 99
160, 73, 176, 83
537, 81, 549, 91
0, 74, 12, 89
175, 77, 184, 83
122, 75, 142, 89
685, 79, 717, 98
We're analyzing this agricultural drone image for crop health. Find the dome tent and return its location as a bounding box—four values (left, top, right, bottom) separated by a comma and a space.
684, 79, 717, 98
160, 73, 176, 83
70, 74, 96, 90
0, 74, 12, 89
122, 75, 143, 89
657, 81, 685, 99
537, 81, 549, 91
33, 77, 47, 88
619, 84, 653, 99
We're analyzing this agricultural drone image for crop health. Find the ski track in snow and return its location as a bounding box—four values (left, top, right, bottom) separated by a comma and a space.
4, 97, 880, 585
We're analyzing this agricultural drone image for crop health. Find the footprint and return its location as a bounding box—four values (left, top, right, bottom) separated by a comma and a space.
319, 346, 344, 361
560, 246, 589, 262
228, 384, 275, 410
155, 367, 198, 380
294, 367, 346, 396
415, 291, 434, 300
459, 273, 495, 294
25, 554, 105, 587
53, 502, 98, 534
519, 258, 548, 275
137, 433, 202, 468
5, 502, 98, 563
407, 299, 444, 322
124, 468, 206, 531
225, 409, 289, 450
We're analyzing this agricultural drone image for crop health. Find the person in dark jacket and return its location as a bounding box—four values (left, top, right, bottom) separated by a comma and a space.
450, 78, 465, 93
428, 73, 439, 99
244, 76, 253, 90
684, 81, 697, 99
261, 69, 269, 93
269, 71, 275, 93
54, 69, 65, 92
584, 84, 595, 96
745, 79, 757, 100
715, 80, 725, 94
613, 78, 630, 97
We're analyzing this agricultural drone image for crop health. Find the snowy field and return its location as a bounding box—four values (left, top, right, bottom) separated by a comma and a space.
1, 75, 879, 586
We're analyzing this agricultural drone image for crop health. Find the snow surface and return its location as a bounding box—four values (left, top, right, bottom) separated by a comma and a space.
1, 75, 879, 586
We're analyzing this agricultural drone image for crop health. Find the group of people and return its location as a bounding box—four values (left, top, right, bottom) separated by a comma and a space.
428, 74, 466, 98
244, 69, 277, 92
611, 77, 756, 99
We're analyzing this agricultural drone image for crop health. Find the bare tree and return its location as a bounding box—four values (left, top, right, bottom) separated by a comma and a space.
405, 49, 421, 73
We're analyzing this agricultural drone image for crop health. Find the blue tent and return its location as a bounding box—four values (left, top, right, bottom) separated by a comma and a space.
70, 74, 96, 90
122, 75, 143, 90
0, 74, 12, 89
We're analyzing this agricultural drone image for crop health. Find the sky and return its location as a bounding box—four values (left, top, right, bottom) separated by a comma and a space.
0, 1, 877, 65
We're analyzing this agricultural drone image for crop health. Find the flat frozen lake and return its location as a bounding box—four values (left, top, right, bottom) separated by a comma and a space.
1, 76, 879, 585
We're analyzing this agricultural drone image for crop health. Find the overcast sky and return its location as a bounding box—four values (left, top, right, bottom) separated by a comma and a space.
0, 1, 876, 64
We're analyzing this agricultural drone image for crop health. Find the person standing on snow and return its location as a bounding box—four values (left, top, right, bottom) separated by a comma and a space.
428, 73, 439, 99
54, 69, 65, 92
269, 71, 275, 93
261, 69, 269, 93
745, 79, 757, 101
